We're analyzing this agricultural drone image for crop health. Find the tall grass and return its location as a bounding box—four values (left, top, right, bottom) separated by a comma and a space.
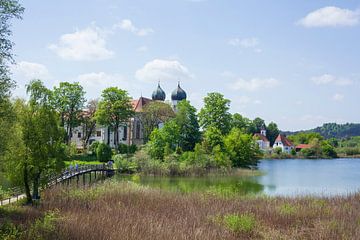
2, 180, 360, 239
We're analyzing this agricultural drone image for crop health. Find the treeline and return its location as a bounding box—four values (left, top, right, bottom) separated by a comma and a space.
283, 123, 360, 139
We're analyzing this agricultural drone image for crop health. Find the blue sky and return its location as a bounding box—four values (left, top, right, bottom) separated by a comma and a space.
9, 0, 360, 131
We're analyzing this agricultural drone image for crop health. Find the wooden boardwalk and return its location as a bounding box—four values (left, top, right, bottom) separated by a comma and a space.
0, 164, 115, 206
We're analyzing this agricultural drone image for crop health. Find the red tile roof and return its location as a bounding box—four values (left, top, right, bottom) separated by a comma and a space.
295, 144, 311, 149
275, 134, 293, 147
253, 133, 270, 142
132, 97, 152, 112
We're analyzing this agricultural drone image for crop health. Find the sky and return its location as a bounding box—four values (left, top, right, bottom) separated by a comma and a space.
9, 0, 360, 131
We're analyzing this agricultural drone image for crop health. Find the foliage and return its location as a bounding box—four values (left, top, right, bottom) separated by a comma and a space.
266, 122, 280, 146
231, 113, 252, 134
96, 87, 134, 150
113, 154, 138, 173
249, 117, 265, 135
199, 92, 232, 135
288, 132, 323, 146
222, 213, 256, 234
224, 128, 262, 168
4, 80, 65, 203
0, 0, 24, 99
80, 99, 98, 149
96, 143, 112, 162
140, 101, 175, 142
147, 120, 180, 160
202, 126, 224, 153
174, 100, 201, 151
117, 143, 138, 154
89, 141, 100, 155
52, 82, 86, 144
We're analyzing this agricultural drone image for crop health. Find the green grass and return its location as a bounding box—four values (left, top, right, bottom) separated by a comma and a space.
64, 160, 102, 168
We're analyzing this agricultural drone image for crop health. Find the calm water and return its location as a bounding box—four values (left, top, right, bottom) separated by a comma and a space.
118, 158, 360, 197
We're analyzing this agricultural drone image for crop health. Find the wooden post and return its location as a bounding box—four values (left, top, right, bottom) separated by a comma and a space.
95, 171, 97, 179
83, 173, 85, 186
77, 175, 79, 186
89, 171, 92, 183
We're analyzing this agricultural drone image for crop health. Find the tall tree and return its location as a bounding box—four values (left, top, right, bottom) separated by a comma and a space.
5, 80, 65, 203
249, 117, 265, 134
266, 122, 280, 146
140, 101, 175, 143
199, 92, 232, 135
53, 82, 86, 144
96, 87, 134, 150
80, 99, 98, 150
0, 0, 24, 100
174, 100, 201, 151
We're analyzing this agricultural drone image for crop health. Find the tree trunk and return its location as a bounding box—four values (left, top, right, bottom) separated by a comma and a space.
32, 172, 41, 200
114, 125, 119, 152
23, 163, 32, 204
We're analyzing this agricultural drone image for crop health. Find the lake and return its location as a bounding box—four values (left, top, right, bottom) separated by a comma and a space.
117, 158, 360, 197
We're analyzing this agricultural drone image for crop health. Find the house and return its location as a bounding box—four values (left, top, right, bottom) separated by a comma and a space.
70, 82, 187, 149
253, 124, 270, 151
295, 144, 311, 152
273, 134, 294, 154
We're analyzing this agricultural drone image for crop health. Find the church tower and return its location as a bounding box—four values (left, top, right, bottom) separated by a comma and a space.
260, 124, 266, 136
171, 82, 187, 111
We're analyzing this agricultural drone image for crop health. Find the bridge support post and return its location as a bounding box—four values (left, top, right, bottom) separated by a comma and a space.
76, 175, 79, 186
83, 173, 85, 186
89, 172, 91, 183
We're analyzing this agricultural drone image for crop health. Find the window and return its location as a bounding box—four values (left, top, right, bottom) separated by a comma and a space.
96, 131, 101, 137
123, 126, 127, 140
136, 121, 141, 139
78, 132, 81, 138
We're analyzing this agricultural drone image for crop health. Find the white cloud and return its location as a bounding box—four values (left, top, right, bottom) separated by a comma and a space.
228, 37, 262, 52
135, 59, 193, 82
230, 77, 280, 91
49, 26, 114, 61
333, 93, 344, 101
77, 72, 130, 98
115, 19, 154, 36
11, 61, 50, 80
298, 6, 360, 27
311, 74, 353, 86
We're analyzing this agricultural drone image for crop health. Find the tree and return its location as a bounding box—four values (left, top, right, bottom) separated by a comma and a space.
5, 80, 65, 203
231, 113, 252, 133
249, 117, 265, 134
202, 126, 224, 153
0, 0, 24, 100
52, 82, 86, 144
147, 120, 180, 160
199, 92, 232, 135
174, 100, 201, 151
266, 122, 280, 146
96, 143, 112, 162
80, 99, 98, 150
224, 128, 262, 168
96, 87, 134, 150
140, 101, 175, 143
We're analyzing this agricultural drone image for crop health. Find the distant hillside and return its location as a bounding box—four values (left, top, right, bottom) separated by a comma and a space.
282, 123, 360, 139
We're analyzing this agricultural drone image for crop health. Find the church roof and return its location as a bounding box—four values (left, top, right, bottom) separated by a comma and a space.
171, 82, 187, 101
253, 133, 270, 142
152, 83, 166, 101
132, 97, 152, 112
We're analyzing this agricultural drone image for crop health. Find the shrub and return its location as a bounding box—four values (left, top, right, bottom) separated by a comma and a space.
223, 213, 256, 234
89, 141, 100, 155
128, 144, 138, 154
96, 143, 112, 162
278, 203, 298, 216
118, 143, 128, 154
113, 154, 138, 173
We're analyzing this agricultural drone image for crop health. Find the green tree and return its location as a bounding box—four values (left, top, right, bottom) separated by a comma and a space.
96, 143, 113, 162
147, 120, 180, 160
5, 80, 65, 203
80, 99, 98, 150
52, 82, 86, 144
0, 0, 24, 100
231, 113, 252, 133
224, 128, 262, 168
199, 92, 232, 135
266, 122, 280, 146
288, 132, 323, 146
249, 117, 265, 134
140, 101, 175, 143
96, 87, 134, 150
174, 100, 201, 151
202, 126, 224, 153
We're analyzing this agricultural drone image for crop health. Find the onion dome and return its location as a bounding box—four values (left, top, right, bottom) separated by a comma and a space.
171, 82, 187, 101
152, 82, 166, 101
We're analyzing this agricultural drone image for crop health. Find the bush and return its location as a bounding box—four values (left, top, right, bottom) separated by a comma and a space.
89, 141, 100, 155
113, 154, 138, 173
223, 213, 256, 234
128, 144, 138, 154
96, 143, 112, 162
118, 143, 128, 154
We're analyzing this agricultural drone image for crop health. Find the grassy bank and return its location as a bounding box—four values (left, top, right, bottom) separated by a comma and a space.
1, 180, 360, 239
